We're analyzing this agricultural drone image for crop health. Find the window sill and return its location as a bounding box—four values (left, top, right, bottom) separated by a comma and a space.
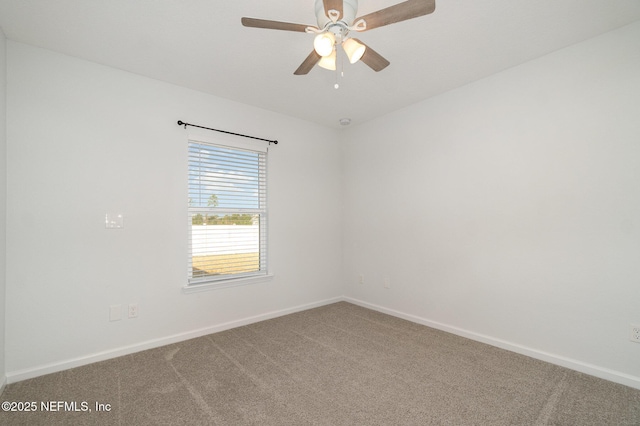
182, 273, 275, 294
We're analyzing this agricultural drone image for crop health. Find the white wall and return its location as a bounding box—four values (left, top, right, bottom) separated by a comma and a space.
343, 21, 640, 387
5, 42, 343, 378
0, 27, 7, 388
5, 20, 640, 389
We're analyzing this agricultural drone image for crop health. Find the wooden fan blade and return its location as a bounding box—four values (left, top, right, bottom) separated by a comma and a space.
241, 17, 310, 32
355, 0, 435, 31
294, 51, 322, 75
323, 0, 344, 20
353, 40, 390, 72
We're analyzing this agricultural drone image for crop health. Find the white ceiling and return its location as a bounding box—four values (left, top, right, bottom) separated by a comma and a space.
1, 0, 640, 128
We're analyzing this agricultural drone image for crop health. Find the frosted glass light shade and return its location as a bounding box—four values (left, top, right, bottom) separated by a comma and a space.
318, 50, 337, 70
342, 38, 366, 64
314, 32, 336, 57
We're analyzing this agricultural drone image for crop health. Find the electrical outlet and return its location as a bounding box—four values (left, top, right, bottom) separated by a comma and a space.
631, 325, 640, 343
383, 275, 391, 289
359, 274, 364, 285
128, 303, 139, 319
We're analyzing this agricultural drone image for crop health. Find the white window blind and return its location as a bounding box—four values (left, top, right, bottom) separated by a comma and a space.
188, 139, 268, 286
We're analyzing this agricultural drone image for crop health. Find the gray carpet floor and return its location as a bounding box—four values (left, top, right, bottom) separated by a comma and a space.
1, 301, 639, 425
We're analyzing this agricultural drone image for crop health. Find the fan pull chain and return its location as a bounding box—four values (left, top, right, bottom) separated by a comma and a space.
334, 46, 343, 89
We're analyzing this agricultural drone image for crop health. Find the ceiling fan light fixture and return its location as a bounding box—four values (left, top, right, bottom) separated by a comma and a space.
313, 32, 336, 57
342, 38, 366, 64
242, 0, 437, 76
318, 49, 337, 70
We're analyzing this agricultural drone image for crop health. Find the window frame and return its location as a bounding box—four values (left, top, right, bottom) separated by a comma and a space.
184, 133, 273, 293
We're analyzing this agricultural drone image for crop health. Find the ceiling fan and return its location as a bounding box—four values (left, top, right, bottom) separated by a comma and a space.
241, 0, 436, 75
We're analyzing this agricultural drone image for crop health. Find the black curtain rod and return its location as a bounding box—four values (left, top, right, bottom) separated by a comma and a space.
177, 120, 278, 145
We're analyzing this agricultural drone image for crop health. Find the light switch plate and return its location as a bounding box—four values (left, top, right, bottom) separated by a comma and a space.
109, 305, 122, 321
105, 213, 124, 229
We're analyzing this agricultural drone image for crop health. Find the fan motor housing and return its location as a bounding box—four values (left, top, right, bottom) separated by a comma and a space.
315, 0, 358, 28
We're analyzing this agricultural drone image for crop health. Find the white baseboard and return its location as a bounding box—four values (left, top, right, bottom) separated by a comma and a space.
5, 296, 343, 384
7, 295, 640, 391
344, 297, 640, 391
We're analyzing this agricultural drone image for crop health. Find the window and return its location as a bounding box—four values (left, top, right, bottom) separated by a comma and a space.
187, 137, 268, 289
